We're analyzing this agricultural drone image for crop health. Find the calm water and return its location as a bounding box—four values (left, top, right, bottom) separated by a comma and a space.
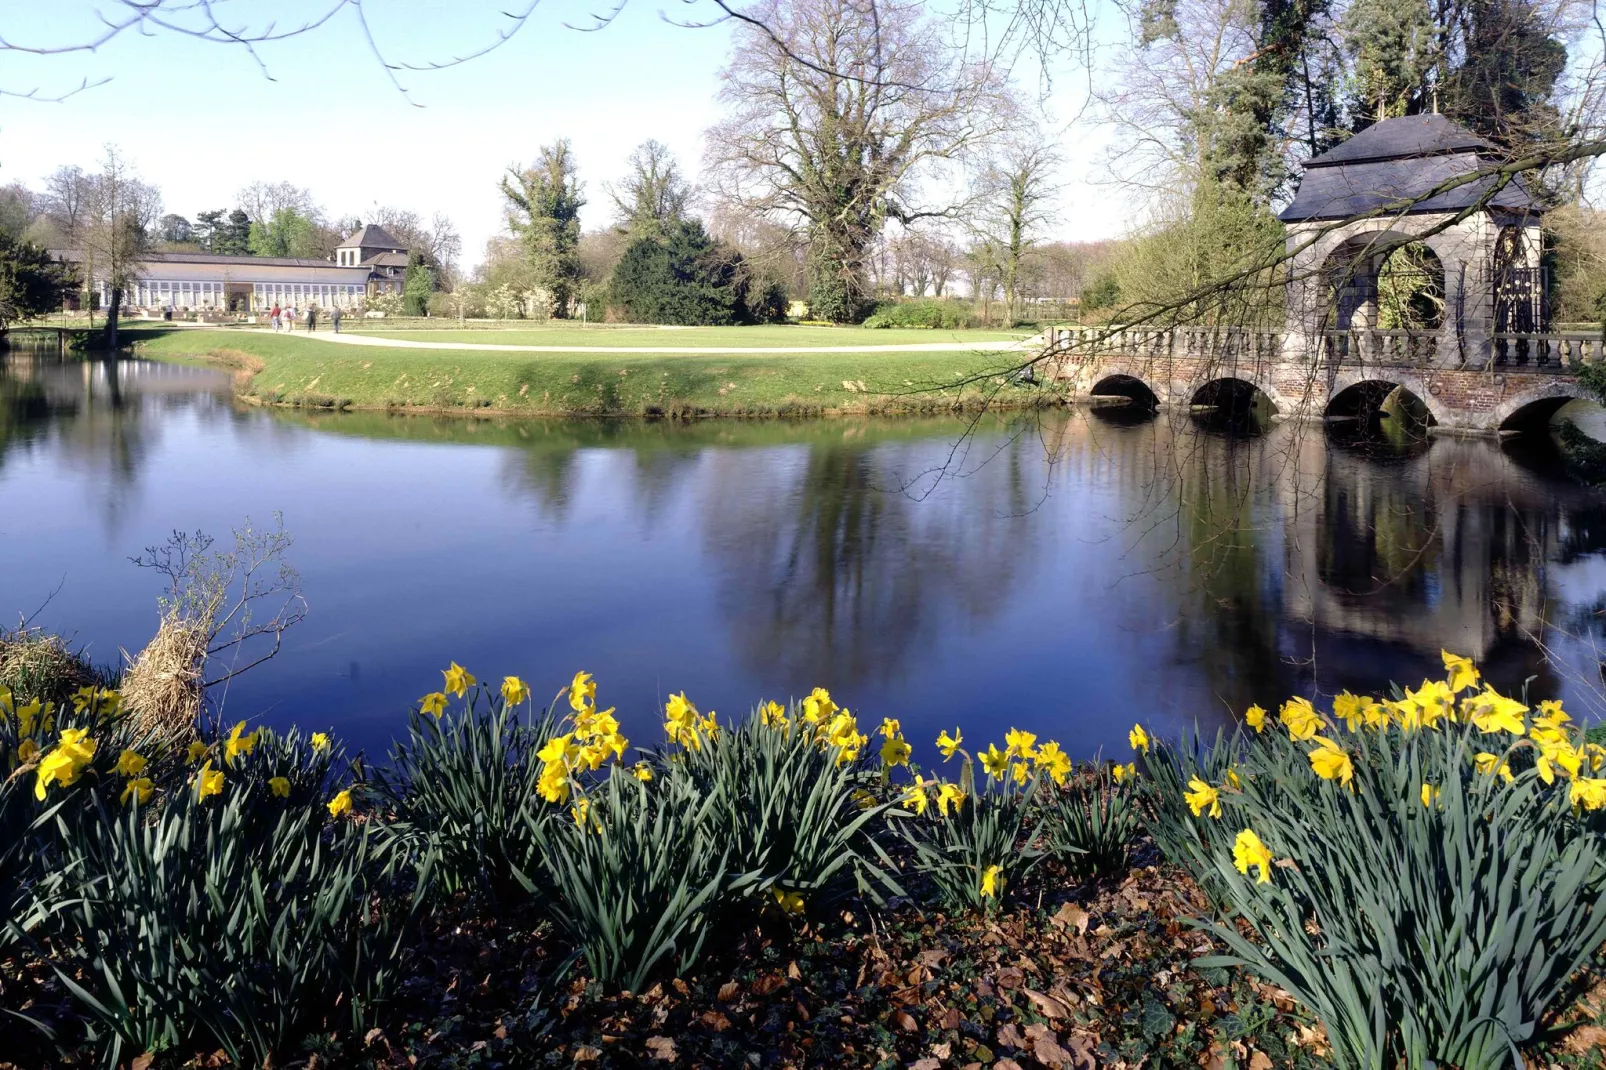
6, 354, 1606, 760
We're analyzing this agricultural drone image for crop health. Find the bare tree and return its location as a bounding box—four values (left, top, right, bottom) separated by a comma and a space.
971, 141, 1060, 321
235, 180, 319, 225
707, 0, 1014, 322
80, 146, 161, 350
41, 165, 92, 245
607, 140, 694, 242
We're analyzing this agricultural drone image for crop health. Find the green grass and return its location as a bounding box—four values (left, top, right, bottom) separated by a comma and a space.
346, 323, 1031, 349
131, 327, 1053, 418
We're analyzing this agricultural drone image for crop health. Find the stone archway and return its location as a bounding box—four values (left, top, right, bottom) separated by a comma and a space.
1089, 373, 1161, 410
1494, 381, 1596, 433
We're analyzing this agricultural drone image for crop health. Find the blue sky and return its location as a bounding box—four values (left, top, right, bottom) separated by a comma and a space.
0, 0, 1126, 266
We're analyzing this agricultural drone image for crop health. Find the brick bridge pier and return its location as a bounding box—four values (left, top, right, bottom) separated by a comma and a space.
1040, 325, 1606, 434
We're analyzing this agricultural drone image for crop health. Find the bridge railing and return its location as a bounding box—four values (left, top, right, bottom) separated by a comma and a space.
1042, 325, 1284, 362
1490, 333, 1604, 369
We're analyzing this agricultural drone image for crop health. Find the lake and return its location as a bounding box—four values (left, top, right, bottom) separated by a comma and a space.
6, 353, 1606, 761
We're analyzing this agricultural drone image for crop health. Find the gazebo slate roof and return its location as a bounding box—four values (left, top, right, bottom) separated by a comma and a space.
1279, 115, 1542, 222
337, 224, 405, 251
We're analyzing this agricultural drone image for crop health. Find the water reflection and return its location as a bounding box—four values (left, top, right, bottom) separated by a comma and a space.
4, 353, 1606, 756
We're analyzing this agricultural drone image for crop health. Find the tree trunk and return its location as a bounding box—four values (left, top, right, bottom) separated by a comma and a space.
106, 286, 122, 351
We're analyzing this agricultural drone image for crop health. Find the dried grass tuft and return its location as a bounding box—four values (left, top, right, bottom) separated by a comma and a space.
120, 614, 208, 746
0, 628, 103, 705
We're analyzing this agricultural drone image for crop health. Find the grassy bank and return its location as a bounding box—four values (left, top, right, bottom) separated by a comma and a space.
129, 326, 1052, 418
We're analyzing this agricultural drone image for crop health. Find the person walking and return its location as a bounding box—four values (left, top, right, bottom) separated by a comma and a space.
306, 305, 317, 332
270, 303, 281, 331
331, 304, 343, 333
285, 304, 297, 332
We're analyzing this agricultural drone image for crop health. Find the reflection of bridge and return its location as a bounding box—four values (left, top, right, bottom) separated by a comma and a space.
1041, 323, 1603, 433
1040, 115, 1602, 435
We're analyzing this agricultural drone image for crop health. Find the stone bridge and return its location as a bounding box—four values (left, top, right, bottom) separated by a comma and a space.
1040, 325, 1606, 434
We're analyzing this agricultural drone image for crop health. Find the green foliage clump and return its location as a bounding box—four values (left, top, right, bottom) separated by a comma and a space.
862, 298, 975, 329
1043, 763, 1144, 881
1140, 662, 1606, 1070
609, 220, 755, 326
0, 235, 74, 329
402, 259, 435, 317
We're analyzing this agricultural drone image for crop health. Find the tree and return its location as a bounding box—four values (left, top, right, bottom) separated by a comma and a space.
248, 207, 318, 258
0, 184, 35, 243
0, 235, 73, 328
368, 206, 463, 287
610, 219, 755, 325
193, 209, 225, 253
80, 146, 161, 349
220, 210, 252, 256
972, 143, 1060, 321
41, 165, 91, 245
501, 140, 585, 317
608, 140, 692, 242
158, 213, 193, 245
236, 180, 317, 225
707, 0, 1013, 323
403, 252, 435, 316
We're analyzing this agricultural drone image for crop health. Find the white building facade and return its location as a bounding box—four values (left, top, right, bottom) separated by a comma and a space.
87, 252, 373, 313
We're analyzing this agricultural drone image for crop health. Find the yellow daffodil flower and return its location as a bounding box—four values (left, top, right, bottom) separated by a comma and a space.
1362, 701, 1392, 730
1279, 697, 1323, 741
34, 728, 98, 800
1442, 650, 1479, 694
761, 701, 788, 729
1225, 767, 1242, 789
979, 743, 1010, 779
269, 776, 292, 797
1404, 679, 1457, 729
773, 887, 806, 915
17, 738, 39, 763
936, 782, 966, 817
327, 788, 353, 817
1308, 737, 1354, 787
801, 687, 836, 724
1112, 761, 1136, 784
224, 721, 259, 764
1474, 752, 1514, 783
1333, 691, 1371, 732
120, 777, 153, 805
1465, 687, 1527, 736
1004, 727, 1038, 761
1185, 777, 1222, 818
310, 732, 332, 754
631, 761, 654, 781
442, 662, 476, 698
569, 671, 596, 713
116, 749, 146, 777
1129, 724, 1150, 754
902, 775, 931, 816
880, 735, 912, 768
1420, 783, 1439, 807
499, 675, 530, 706
1034, 741, 1072, 786
1568, 777, 1606, 810
1232, 828, 1274, 884
980, 864, 1004, 899
419, 691, 448, 717
879, 717, 901, 739
537, 761, 571, 803
936, 728, 962, 760
1534, 699, 1570, 731
1244, 704, 1267, 733
197, 761, 224, 799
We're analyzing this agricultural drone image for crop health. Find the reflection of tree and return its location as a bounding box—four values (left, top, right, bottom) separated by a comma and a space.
700, 429, 1040, 690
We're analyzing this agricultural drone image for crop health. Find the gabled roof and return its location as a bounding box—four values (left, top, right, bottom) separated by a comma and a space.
1306, 114, 1491, 168
362, 251, 410, 268
1280, 114, 1543, 222
337, 224, 405, 251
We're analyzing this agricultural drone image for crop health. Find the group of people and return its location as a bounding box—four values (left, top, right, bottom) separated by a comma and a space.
269, 303, 343, 333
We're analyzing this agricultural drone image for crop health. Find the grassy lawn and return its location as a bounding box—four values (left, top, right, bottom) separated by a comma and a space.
131, 326, 1052, 418
345, 322, 1032, 348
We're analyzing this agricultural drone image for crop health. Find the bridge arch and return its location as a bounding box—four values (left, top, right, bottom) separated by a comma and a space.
1187, 376, 1280, 431
1494, 381, 1599, 433
1325, 377, 1440, 433
1088, 373, 1160, 410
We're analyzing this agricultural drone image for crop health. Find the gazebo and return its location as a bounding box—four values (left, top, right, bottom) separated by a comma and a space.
1279, 114, 1545, 367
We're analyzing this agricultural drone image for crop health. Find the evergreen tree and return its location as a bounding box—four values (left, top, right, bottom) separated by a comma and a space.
0, 235, 74, 328
610, 219, 754, 325
403, 252, 435, 316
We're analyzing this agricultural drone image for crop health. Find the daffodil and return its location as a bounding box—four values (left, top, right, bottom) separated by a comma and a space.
979, 742, 1010, 779
197, 761, 224, 799
326, 788, 353, 817
801, 687, 836, 724
34, 728, 97, 800
773, 887, 806, 915
936, 782, 966, 817
1279, 697, 1323, 741
761, 701, 788, 729
1112, 761, 1136, 784
1004, 727, 1038, 761
116, 748, 146, 777
269, 776, 291, 797
17, 738, 39, 763
936, 728, 962, 760
1129, 724, 1150, 754
1420, 783, 1439, 807
568, 671, 596, 712
442, 661, 476, 698
120, 777, 153, 805
1442, 650, 1479, 693
631, 761, 654, 781
878, 717, 901, 739
1244, 704, 1267, 732
1034, 741, 1072, 786
1403, 679, 1456, 729
224, 721, 259, 763
1474, 752, 1514, 783
310, 732, 331, 753
1225, 767, 1242, 789
980, 864, 1004, 899
1185, 777, 1222, 818
1232, 829, 1274, 884
1534, 699, 1570, 731
1568, 777, 1606, 810
419, 691, 448, 717
537, 761, 571, 803
902, 775, 931, 816
1465, 687, 1527, 736
17, 699, 41, 736
1361, 701, 1392, 730
1308, 737, 1354, 787
880, 735, 912, 768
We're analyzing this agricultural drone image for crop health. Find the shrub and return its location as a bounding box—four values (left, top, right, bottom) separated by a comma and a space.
23, 735, 406, 1067
539, 770, 728, 992
862, 298, 975, 330
895, 728, 1062, 912
654, 692, 902, 914
1138, 655, 1606, 1070
610, 220, 752, 326
1042, 762, 1144, 882
371, 685, 560, 909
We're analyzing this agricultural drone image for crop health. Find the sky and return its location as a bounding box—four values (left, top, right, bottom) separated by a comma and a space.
0, 0, 1131, 268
